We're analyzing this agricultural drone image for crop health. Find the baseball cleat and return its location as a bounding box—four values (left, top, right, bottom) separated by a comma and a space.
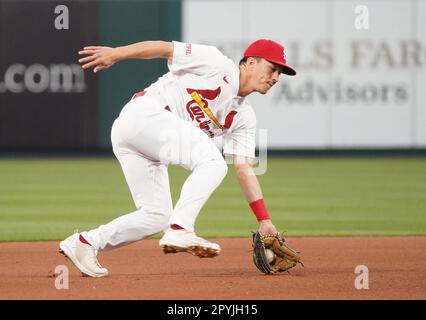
159, 229, 221, 258
59, 233, 108, 278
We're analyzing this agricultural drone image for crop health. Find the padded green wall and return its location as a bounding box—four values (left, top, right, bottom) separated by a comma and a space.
99, 0, 181, 148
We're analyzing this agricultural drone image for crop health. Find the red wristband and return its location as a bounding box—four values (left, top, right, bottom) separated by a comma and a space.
249, 199, 270, 221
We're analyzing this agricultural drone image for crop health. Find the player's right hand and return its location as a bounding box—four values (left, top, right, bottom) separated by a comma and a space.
78, 46, 118, 73
258, 219, 279, 236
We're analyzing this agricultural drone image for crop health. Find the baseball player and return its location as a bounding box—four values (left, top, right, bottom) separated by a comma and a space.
59, 39, 296, 277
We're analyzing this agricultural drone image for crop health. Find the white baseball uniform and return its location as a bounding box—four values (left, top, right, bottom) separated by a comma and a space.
82, 41, 257, 250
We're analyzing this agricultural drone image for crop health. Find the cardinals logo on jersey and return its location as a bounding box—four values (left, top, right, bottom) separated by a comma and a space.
186, 87, 221, 137
185, 87, 237, 137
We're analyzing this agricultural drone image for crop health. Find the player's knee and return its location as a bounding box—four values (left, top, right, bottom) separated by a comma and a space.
158, 218, 171, 233
149, 214, 171, 235
135, 200, 172, 216
219, 157, 229, 178
210, 156, 228, 180
136, 209, 171, 236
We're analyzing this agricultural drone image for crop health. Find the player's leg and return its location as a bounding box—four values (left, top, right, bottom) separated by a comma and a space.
80, 109, 174, 250
111, 96, 228, 235
81, 152, 173, 251
110, 96, 228, 257
158, 128, 227, 257
59, 144, 173, 277
59, 98, 174, 276
132, 112, 227, 257
60, 95, 226, 276
167, 131, 227, 232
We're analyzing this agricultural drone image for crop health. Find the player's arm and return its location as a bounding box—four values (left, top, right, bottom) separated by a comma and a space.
232, 155, 279, 236
78, 41, 173, 73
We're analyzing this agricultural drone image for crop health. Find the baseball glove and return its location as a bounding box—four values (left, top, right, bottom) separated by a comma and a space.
252, 232, 302, 274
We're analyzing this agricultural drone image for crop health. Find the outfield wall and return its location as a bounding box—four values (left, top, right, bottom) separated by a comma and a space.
0, 0, 425, 151
183, 0, 426, 149
0, 0, 181, 150
0, 0, 100, 149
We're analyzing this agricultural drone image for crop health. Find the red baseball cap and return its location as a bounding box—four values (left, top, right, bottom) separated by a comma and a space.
243, 39, 296, 76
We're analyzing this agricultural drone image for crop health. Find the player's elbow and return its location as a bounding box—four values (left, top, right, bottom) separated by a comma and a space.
233, 155, 253, 171
156, 41, 174, 60
234, 162, 253, 180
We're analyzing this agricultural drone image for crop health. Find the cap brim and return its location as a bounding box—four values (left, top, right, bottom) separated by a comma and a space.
281, 65, 296, 76
265, 59, 296, 76
246, 55, 297, 76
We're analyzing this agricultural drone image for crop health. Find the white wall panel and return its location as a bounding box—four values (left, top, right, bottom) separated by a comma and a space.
183, 0, 426, 149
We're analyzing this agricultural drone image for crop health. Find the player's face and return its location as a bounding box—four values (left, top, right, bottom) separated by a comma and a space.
252, 59, 283, 94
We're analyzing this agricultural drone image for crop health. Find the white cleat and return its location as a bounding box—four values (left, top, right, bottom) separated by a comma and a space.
59, 233, 108, 278
159, 229, 221, 258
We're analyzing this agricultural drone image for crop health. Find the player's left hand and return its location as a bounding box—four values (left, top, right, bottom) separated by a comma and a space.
78, 46, 118, 73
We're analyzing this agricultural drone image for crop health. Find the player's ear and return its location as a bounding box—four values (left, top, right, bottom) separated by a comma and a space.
246, 57, 258, 70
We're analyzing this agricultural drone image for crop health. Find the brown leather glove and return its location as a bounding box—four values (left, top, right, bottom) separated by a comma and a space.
252, 232, 303, 274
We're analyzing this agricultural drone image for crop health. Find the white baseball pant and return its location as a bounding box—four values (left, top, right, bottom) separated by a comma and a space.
81, 94, 228, 250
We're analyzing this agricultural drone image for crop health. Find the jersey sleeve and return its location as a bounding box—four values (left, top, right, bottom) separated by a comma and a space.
168, 41, 226, 76
222, 104, 257, 159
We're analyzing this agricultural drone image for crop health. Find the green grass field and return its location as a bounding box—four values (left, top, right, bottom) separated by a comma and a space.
0, 157, 425, 241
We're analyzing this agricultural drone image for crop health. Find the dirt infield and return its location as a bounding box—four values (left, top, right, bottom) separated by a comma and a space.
0, 237, 425, 300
